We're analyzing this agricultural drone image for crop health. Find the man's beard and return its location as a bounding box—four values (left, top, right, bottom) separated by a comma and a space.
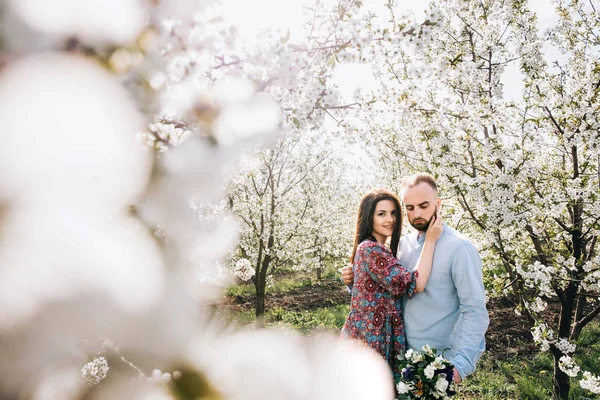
409, 218, 430, 232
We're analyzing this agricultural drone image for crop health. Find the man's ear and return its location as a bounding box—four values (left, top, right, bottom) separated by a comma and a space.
437, 198, 442, 208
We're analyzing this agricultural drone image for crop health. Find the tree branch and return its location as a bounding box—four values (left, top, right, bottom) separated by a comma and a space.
573, 302, 600, 339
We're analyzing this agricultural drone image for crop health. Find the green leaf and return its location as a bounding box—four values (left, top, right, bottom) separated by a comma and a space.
169, 367, 223, 400
292, 117, 301, 129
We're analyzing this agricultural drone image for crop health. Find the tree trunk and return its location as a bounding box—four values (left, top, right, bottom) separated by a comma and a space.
571, 295, 587, 340
255, 277, 266, 319
255, 246, 272, 325
552, 283, 578, 399
551, 147, 582, 398
316, 266, 322, 281
254, 171, 276, 327
552, 356, 570, 400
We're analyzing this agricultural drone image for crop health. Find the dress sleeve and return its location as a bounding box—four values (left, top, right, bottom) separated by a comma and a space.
356, 242, 418, 298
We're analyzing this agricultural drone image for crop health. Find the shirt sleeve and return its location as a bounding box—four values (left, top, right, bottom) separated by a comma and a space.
357, 242, 417, 298
450, 243, 490, 378
340, 276, 352, 293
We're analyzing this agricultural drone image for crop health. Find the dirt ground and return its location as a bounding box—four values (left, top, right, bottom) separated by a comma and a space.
218, 279, 540, 361
221, 279, 350, 313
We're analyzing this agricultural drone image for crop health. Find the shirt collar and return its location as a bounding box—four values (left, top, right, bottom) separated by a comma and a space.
416, 222, 448, 243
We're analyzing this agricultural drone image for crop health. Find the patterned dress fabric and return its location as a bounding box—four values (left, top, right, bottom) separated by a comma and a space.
341, 239, 418, 384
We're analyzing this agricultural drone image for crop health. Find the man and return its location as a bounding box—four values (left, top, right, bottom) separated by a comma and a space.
341, 173, 489, 383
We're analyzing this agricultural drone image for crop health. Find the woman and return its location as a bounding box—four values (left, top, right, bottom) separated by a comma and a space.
340, 188, 443, 384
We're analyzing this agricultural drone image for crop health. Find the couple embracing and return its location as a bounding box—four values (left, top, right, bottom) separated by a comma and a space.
340, 173, 489, 391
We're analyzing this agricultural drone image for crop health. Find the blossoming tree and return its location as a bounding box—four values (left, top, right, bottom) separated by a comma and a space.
355, 0, 600, 397
0, 0, 398, 398
225, 130, 360, 319
148, 0, 377, 321
144, 0, 375, 150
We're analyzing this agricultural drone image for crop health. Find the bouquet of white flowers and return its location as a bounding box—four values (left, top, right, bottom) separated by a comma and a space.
396, 345, 456, 399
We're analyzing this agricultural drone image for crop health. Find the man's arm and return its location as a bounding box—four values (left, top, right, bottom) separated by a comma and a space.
341, 264, 354, 286
450, 243, 490, 380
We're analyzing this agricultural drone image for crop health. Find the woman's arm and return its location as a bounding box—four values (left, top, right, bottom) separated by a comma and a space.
413, 206, 444, 292
357, 242, 415, 297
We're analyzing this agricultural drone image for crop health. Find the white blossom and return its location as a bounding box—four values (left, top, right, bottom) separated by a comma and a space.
424, 364, 436, 379
528, 297, 548, 313
580, 371, 600, 394
432, 355, 445, 369
434, 376, 449, 393
556, 338, 577, 355
396, 381, 411, 394
410, 352, 424, 363
559, 355, 580, 378
233, 258, 254, 281
422, 344, 433, 355
81, 357, 109, 385
532, 323, 554, 352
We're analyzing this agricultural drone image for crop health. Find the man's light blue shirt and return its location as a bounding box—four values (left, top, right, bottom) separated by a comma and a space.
399, 224, 489, 379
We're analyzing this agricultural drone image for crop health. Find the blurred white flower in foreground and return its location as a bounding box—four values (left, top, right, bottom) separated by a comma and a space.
151, 0, 212, 24
0, 54, 184, 398
0, 54, 163, 326
184, 329, 396, 400
31, 367, 83, 400
160, 77, 281, 147
68, 327, 396, 400
2, 0, 145, 51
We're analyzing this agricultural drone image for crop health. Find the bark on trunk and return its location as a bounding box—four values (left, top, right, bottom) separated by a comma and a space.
552, 356, 570, 400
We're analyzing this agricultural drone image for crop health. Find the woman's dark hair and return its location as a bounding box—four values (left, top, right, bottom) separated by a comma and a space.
349, 189, 403, 263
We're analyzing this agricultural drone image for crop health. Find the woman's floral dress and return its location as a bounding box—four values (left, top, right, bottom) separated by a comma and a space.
341, 239, 418, 384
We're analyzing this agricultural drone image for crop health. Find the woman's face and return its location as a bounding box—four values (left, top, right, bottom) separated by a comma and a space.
371, 199, 397, 243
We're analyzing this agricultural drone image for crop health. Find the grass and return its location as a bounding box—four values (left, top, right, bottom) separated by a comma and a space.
218, 304, 350, 334
451, 322, 600, 400
457, 356, 519, 399
571, 320, 600, 400
268, 304, 350, 333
